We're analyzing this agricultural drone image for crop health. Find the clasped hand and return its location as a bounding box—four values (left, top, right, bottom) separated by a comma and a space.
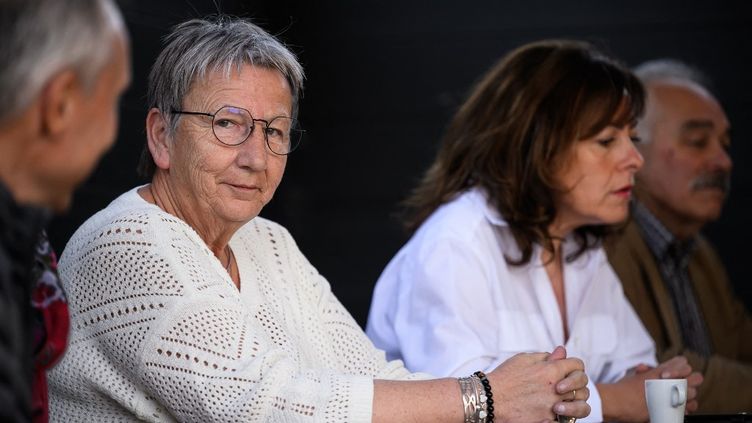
487, 346, 591, 423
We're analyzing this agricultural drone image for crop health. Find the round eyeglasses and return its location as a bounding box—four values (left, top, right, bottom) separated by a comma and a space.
172, 106, 303, 155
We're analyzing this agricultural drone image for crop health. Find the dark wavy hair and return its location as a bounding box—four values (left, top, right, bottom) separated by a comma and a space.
403, 39, 644, 265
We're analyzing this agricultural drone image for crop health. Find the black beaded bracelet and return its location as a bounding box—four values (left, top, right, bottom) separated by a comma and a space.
473, 371, 495, 423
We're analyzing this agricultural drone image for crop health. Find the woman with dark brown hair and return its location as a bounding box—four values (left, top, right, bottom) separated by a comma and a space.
367, 40, 703, 422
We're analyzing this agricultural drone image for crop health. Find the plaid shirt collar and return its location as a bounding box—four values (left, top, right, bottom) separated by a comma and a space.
631, 200, 697, 268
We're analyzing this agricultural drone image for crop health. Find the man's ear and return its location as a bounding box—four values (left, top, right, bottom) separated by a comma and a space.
39, 70, 81, 138
146, 108, 171, 170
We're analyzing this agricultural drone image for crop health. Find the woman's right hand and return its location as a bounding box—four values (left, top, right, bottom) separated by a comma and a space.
487, 346, 591, 423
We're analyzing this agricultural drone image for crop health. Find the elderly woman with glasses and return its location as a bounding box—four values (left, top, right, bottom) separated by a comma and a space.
48, 17, 590, 422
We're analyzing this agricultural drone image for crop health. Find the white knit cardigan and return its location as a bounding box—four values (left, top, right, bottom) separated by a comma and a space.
49, 188, 421, 422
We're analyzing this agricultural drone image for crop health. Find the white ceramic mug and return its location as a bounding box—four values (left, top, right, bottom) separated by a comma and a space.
645, 379, 687, 423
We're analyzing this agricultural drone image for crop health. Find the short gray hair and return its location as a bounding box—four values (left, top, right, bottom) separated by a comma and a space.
633, 59, 713, 91
139, 16, 305, 178
0, 0, 124, 123
632, 59, 717, 146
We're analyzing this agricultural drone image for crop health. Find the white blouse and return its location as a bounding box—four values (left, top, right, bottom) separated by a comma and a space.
366, 188, 657, 422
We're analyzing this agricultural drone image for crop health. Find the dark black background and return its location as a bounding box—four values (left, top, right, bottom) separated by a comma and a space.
50, 0, 752, 327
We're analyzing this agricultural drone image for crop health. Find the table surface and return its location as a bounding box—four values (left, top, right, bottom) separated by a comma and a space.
684, 413, 751, 423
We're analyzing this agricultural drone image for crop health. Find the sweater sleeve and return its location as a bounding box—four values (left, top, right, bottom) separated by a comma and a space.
50, 209, 418, 422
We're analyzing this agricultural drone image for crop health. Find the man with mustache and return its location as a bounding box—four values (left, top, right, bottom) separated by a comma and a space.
607, 59, 752, 412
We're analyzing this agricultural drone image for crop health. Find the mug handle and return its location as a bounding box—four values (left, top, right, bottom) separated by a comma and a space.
671, 384, 687, 407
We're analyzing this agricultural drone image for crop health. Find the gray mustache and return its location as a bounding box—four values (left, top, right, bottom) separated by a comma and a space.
691, 172, 731, 192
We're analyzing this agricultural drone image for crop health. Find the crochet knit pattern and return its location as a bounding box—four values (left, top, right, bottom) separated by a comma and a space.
49, 188, 421, 422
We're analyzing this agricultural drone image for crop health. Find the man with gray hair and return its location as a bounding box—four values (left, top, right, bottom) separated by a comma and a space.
0, 0, 130, 421
607, 59, 752, 411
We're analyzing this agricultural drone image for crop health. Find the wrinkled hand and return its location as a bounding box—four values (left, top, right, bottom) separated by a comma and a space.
599, 356, 704, 422
487, 346, 590, 423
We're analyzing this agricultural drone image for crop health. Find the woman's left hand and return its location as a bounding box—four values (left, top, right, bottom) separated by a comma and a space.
599, 355, 703, 422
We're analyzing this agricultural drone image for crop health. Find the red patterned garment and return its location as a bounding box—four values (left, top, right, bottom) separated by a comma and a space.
30, 231, 69, 423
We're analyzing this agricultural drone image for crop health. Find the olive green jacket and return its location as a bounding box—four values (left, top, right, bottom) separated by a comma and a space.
606, 220, 752, 413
